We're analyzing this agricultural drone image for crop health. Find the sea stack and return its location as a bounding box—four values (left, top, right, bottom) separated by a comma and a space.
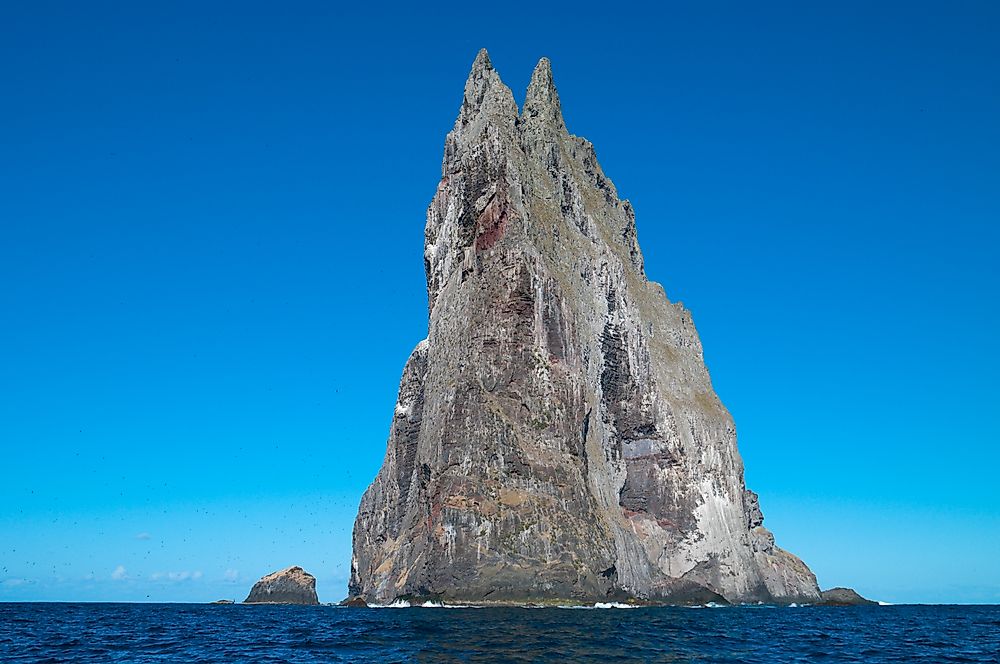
820, 587, 877, 606
350, 50, 821, 605
244, 566, 319, 605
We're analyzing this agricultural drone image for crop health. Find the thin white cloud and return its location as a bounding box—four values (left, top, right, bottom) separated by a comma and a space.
1, 578, 29, 587
224, 569, 240, 582
135, 532, 151, 541
151, 570, 204, 582
111, 565, 127, 581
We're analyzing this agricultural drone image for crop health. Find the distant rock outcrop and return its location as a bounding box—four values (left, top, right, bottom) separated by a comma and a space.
244, 566, 319, 605
820, 587, 877, 606
351, 50, 822, 606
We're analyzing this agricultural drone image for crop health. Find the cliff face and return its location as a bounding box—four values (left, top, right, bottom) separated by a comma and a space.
350, 50, 820, 605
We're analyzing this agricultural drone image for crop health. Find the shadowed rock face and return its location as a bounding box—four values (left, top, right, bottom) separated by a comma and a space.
350, 50, 821, 606
244, 567, 319, 605
820, 587, 877, 606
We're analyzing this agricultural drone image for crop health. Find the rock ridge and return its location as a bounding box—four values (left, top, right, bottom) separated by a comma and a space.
351, 50, 821, 606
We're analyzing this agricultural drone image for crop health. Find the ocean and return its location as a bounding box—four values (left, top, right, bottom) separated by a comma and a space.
1, 602, 997, 662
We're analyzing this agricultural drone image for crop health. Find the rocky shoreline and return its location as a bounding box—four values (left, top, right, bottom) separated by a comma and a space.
231, 566, 874, 607
341, 586, 878, 609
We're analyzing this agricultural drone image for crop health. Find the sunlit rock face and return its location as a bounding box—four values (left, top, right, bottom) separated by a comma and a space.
245, 567, 319, 605
350, 50, 820, 605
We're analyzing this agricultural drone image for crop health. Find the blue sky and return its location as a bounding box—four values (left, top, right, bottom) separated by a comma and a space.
1, 1, 998, 604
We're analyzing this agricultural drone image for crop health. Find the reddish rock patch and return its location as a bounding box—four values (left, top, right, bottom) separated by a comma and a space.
475, 194, 510, 252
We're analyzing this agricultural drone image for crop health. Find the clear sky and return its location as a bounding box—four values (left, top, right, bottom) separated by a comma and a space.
2, 1, 998, 604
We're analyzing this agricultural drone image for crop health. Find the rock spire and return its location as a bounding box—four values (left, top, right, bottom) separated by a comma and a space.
350, 50, 821, 605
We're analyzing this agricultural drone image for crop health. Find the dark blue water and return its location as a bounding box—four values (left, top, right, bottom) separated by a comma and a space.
1, 603, 998, 662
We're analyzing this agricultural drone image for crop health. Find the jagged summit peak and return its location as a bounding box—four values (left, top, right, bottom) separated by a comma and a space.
458, 48, 517, 126
458, 51, 565, 133
456, 48, 517, 133
522, 56, 565, 132
529, 56, 554, 87
471, 47, 492, 73
463, 47, 498, 89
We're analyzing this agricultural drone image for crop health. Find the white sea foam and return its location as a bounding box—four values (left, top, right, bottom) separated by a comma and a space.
370, 600, 477, 609
418, 601, 468, 608
368, 599, 411, 609
682, 602, 729, 609
557, 602, 637, 609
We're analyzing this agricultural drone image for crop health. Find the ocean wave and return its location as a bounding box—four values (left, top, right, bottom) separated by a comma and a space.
369, 600, 478, 609
368, 600, 412, 609
682, 602, 729, 609
418, 602, 470, 609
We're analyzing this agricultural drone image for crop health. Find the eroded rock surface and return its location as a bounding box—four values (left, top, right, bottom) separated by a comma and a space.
244, 566, 319, 605
351, 50, 821, 605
